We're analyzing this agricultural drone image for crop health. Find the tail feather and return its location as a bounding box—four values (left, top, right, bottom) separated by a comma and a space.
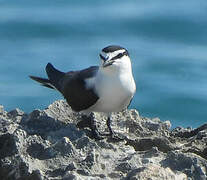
30, 63, 65, 91
29, 76, 54, 89
45, 63, 65, 91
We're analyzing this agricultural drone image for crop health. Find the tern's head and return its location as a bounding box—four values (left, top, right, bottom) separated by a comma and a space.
99, 45, 132, 73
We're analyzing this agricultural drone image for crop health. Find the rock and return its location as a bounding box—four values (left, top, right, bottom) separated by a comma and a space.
0, 133, 17, 159
171, 124, 207, 138
124, 164, 187, 180
126, 136, 174, 152
7, 108, 24, 117
0, 101, 206, 179
162, 151, 207, 180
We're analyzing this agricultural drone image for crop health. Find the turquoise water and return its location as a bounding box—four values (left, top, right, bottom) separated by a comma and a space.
0, 0, 207, 128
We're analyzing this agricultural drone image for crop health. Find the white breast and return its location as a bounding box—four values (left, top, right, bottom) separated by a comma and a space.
85, 69, 136, 113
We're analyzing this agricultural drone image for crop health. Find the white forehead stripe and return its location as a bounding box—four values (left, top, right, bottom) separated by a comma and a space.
102, 49, 126, 59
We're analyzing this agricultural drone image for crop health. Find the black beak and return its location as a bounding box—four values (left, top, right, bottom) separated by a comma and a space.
100, 53, 114, 67
99, 54, 107, 61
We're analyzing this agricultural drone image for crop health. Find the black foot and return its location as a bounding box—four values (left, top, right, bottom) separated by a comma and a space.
77, 115, 91, 129
109, 132, 125, 142
91, 129, 104, 140
91, 129, 124, 141
78, 113, 126, 141
89, 113, 105, 140
106, 116, 125, 141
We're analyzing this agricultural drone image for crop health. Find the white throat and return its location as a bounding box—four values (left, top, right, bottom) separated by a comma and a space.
84, 56, 136, 114
101, 55, 133, 75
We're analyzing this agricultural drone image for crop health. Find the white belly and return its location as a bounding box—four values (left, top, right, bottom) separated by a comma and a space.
85, 71, 136, 113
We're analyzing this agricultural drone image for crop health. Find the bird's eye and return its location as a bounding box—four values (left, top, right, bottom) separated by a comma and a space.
116, 53, 123, 59
111, 53, 124, 60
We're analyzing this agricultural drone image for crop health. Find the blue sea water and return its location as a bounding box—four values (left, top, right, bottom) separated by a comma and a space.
0, 0, 207, 128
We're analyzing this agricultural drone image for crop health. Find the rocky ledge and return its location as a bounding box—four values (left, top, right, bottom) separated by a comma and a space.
0, 100, 206, 180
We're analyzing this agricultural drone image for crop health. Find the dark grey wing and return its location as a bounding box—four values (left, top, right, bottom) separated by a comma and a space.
61, 66, 99, 112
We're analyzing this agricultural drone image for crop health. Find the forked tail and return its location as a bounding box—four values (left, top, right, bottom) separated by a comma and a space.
29, 76, 54, 89
29, 63, 65, 91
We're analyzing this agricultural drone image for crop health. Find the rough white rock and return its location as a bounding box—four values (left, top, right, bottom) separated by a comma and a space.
0, 100, 206, 179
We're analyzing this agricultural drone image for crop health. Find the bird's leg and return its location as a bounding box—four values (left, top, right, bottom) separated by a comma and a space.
106, 116, 114, 135
106, 116, 124, 141
89, 113, 104, 140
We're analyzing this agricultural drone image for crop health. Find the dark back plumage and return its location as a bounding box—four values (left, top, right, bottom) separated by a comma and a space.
30, 63, 99, 112
62, 66, 99, 111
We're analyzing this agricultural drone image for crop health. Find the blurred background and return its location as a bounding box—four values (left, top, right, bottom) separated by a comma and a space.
0, 0, 207, 128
